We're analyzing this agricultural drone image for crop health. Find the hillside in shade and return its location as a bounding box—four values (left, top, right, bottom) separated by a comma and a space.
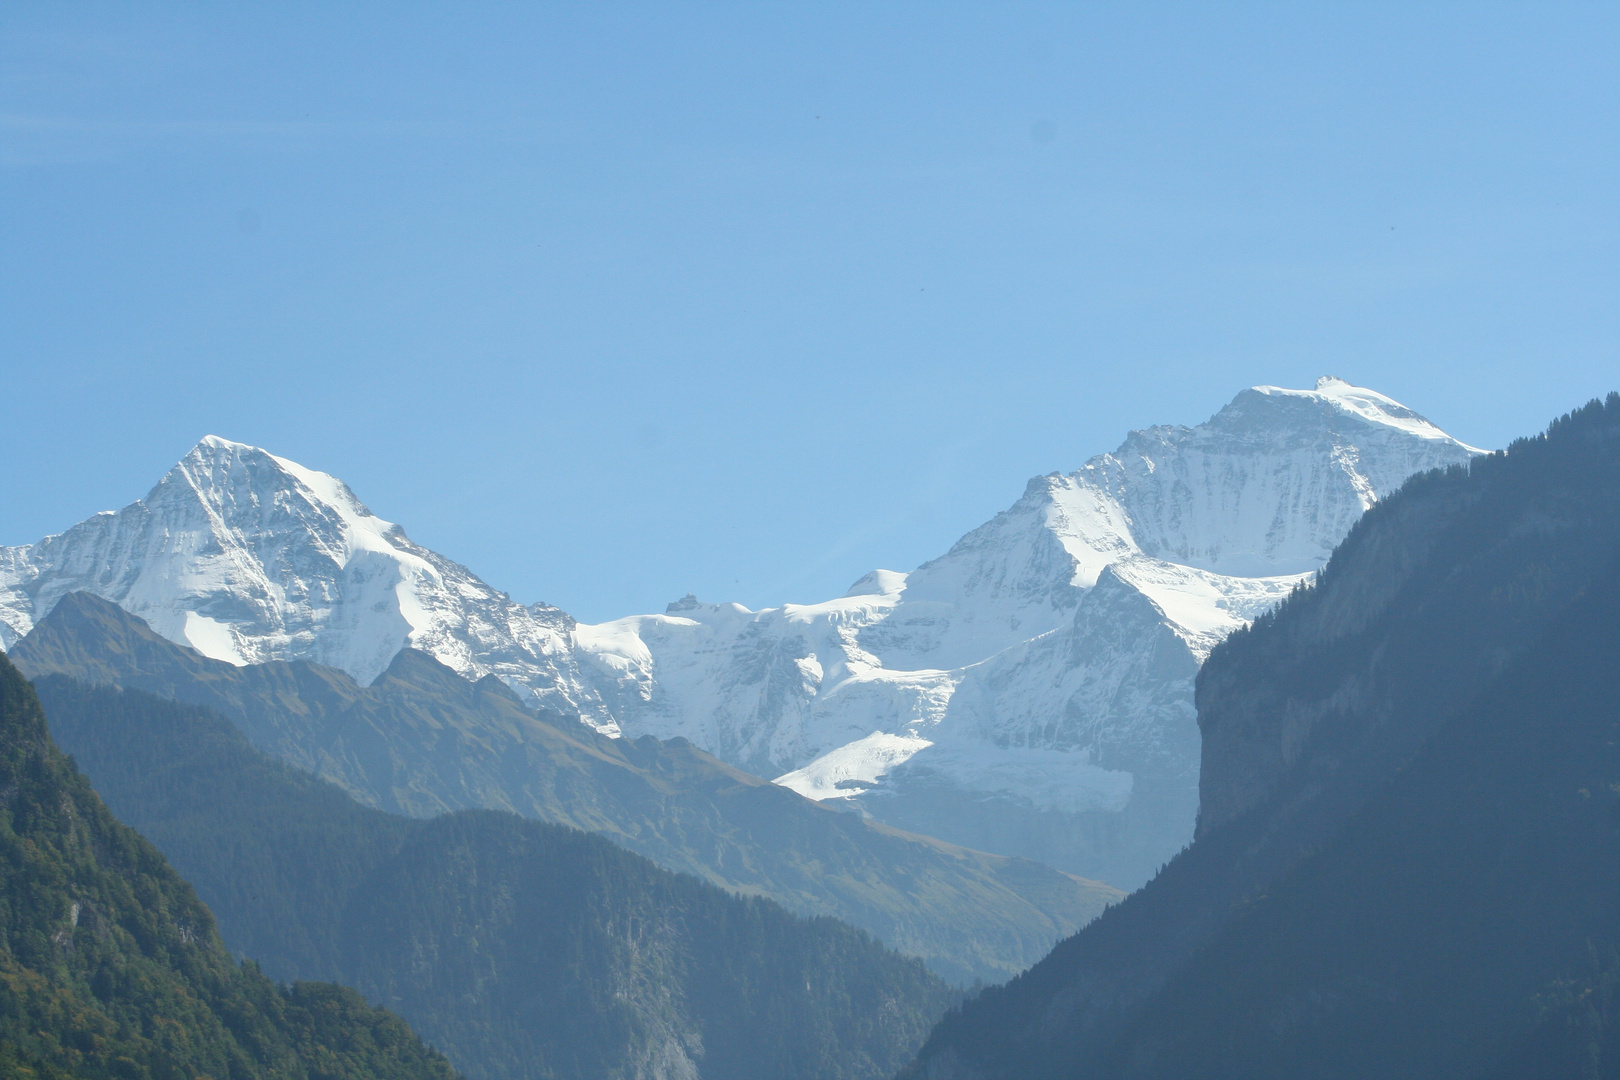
0, 650, 458, 1080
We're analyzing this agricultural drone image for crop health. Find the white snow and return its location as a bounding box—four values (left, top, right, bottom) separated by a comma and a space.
775, 731, 935, 800
1254, 376, 1486, 449
182, 610, 244, 664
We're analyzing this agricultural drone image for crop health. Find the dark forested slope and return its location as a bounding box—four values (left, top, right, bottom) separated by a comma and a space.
33, 675, 957, 1080
10, 594, 1117, 985
1096, 559, 1620, 1077
905, 393, 1620, 1079
0, 651, 457, 1080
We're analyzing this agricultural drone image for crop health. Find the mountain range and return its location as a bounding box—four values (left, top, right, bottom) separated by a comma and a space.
12, 368, 1593, 1080
0, 377, 1478, 888
10, 592, 1116, 986
31, 672, 957, 1080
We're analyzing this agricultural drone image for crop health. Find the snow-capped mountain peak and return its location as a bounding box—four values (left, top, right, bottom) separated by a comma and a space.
16, 435, 440, 677
0, 437, 602, 721
1254, 375, 1483, 445
1089, 376, 1482, 578
718, 377, 1479, 883
843, 569, 908, 598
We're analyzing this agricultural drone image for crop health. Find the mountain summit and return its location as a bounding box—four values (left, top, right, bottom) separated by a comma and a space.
0, 436, 593, 714
0, 379, 1478, 886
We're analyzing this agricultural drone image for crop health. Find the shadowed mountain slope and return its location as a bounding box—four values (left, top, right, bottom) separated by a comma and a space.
9, 593, 1118, 985
904, 393, 1620, 1078
0, 651, 458, 1080
1086, 559, 1620, 1077
33, 675, 956, 1080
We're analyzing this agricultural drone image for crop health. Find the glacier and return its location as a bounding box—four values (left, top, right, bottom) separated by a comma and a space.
0, 377, 1480, 888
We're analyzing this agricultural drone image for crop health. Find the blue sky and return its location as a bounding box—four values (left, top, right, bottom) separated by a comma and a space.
3, 4, 1616, 621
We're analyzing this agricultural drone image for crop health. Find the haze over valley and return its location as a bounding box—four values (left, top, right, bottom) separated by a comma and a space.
4, 6, 1616, 1077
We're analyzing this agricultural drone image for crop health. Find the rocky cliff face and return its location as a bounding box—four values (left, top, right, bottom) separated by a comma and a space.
0, 378, 1478, 888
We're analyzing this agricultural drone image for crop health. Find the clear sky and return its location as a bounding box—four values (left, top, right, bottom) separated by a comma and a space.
3, 4, 1616, 622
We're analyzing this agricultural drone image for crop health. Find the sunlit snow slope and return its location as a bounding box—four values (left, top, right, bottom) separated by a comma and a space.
0, 378, 1478, 887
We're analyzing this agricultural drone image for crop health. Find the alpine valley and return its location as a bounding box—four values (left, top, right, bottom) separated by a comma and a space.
0, 377, 1478, 890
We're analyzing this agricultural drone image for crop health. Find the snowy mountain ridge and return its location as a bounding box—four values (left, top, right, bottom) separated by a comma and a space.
0, 377, 1480, 886
0, 436, 600, 720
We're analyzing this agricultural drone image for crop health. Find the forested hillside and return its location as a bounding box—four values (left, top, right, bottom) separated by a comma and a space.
0, 651, 457, 1080
34, 675, 957, 1080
